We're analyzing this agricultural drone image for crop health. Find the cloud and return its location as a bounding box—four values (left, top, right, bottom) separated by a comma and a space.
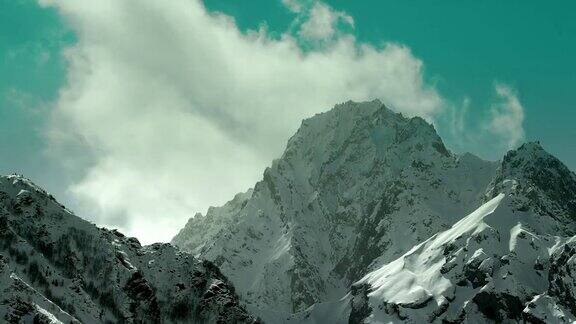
282, 0, 304, 13
298, 2, 354, 41
487, 83, 525, 149
40, 0, 445, 243
435, 83, 525, 159
282, 0, 354, 42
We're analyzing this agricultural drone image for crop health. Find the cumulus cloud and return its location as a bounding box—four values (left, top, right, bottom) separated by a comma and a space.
298, 2, 354, 40
282, 0, 354, 42
487, 83, 525, 149
40, 0, 445, 243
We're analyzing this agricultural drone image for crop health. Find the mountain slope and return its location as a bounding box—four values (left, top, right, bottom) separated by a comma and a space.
351, 191, 576, 323
0, 174, 259, 323
172, 100, 500, 317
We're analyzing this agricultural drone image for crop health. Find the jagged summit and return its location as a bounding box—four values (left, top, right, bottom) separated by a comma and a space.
285, 100, 449, 162
502, 141, 576, 183
487, 141, 576, 232
275, 100, 453, 199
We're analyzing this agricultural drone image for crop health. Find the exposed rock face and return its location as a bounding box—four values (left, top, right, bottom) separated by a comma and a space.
0, 175, 259, 323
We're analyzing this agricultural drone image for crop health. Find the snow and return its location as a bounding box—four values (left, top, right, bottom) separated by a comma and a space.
34, 304, 65, 324
348, 187, 576, 322
360, 194, 504, 308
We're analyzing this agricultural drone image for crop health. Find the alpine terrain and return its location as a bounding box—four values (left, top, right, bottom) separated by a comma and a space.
173, 100, 576, 323
0, 175, 259, 323
1, 99, 574, 323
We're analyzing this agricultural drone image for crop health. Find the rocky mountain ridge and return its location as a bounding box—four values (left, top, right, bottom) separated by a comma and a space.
0, 174, 259, 323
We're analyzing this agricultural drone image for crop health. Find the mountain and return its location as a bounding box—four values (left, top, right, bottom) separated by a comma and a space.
0, 175, 259, 323
4, 99, 571, 323
341, 143, 576, 323
173, 100, 576, 323
348, 144, 576, 323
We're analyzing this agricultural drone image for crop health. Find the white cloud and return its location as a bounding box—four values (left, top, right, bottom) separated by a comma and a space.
298, 2, 354, 41
435, 84, 526, 159
488, 83, 525, 149
40, 0, 444, 243
282, 0, 304, 13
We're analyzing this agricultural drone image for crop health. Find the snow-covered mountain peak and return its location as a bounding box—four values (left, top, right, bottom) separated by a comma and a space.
498, 141, 576, 192
487, 142, 576, 233
502, 141, 570, 176
173, 100, 499, 318
285, 100, 448, 165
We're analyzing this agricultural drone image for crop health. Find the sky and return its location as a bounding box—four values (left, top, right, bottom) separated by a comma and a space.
0, 0, 574, 244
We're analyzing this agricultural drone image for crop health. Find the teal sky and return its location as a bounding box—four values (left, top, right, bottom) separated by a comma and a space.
0, 0, 575, 200
0, 0, 73, 192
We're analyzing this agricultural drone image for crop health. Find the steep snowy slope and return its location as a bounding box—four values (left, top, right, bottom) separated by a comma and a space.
0, 175, 259, 323
351, 195, 576, 323
173, 100, 500, 317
